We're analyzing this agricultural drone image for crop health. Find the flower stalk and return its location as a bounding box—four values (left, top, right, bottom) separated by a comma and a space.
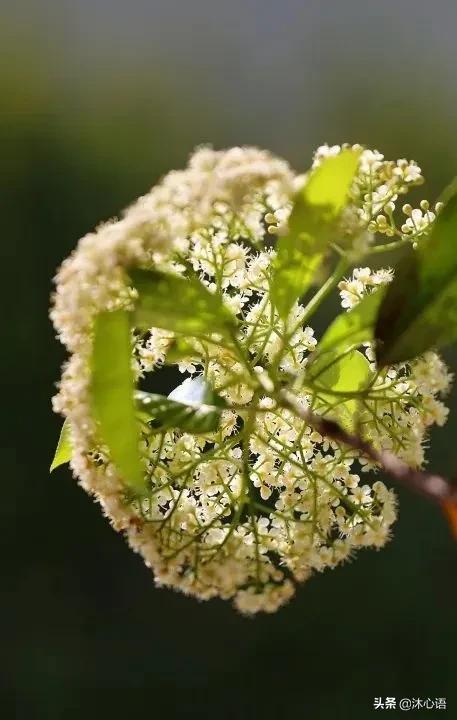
51, 143, 455, 614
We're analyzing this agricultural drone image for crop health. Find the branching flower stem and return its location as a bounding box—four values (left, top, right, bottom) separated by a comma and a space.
300, 257, 351, 327
278, 389, 457, 514
270, 256, 350, 375
51, 143, 455, 613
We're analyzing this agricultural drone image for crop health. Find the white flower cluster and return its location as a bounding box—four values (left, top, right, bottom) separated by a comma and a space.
337, 267, 451, 468
338, 266, 394, 310
314, 143, 429, 247
51, 144, 451, 614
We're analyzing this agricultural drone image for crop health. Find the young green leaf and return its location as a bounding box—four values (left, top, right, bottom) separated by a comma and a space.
313, 290, 385, 363
91, 310, 144, 491
375, 184, 457, 366
50, 419, 72, 472
136, 377, 226, 434
271, 234, 323, 322
271, 149, 361, 319
310, 349, 373, 430
130, 269, 236, 338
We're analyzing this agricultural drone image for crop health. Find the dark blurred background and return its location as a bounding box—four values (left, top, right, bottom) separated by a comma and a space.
2, 1, 457, 717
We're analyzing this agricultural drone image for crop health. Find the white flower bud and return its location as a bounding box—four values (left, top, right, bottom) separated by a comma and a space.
51, 143, 449, 615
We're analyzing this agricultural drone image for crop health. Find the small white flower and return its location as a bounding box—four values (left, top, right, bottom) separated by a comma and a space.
402, 207, 435, 235
51, 143, 449, 615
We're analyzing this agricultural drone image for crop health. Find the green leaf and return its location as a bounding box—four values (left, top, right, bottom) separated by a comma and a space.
130, 269, 236, 339
313, 290, 385, 362
135, 377, 226, 434
375, 182, 457, 366
271, 235, 323, 321
310, 349, 373, 430
50, 419, 72, 472
271, 149, 361, 319
91, 310, 144, 491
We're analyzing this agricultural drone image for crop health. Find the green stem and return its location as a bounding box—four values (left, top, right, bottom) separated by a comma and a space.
270, 256, 350, 374
241, 396, 258, 500
227, 329, 258, 383
300, 256, 350, 326
367, 237, 412, 255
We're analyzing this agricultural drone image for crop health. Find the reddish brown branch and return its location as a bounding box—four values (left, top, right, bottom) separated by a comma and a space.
279, 390, 457, 536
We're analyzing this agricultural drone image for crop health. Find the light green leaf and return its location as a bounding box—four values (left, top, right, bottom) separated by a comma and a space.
271, 149, 361, 319
50, 419, 72, 472
375, 182, 457, 366
130, 269, 236, 339
136, 377, 226, 434
271, 235, 323, 322
303, 150, 361, 213
91, 310, 144, 491
310, 349, 373, 430
313, 290, 385, 362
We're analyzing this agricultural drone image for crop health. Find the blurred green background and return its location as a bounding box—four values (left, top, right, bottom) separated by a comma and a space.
3, 1, 457, 716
